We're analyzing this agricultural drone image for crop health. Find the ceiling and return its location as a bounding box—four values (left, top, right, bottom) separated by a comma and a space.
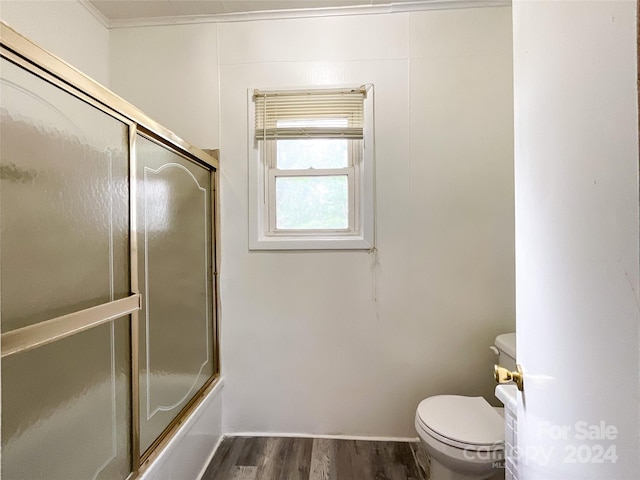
88, 0, 420, 21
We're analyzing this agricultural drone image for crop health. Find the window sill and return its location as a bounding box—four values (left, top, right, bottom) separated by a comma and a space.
249, 235, 372, 251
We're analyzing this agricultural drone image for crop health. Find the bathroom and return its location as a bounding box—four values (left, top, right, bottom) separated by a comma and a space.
0, 1, 638, 479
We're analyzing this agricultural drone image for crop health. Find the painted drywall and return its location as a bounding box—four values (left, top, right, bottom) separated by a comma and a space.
218, 6, 514, 437
109, 23, 219, 149
513, 0, 639, 477
0, 0, 109, 86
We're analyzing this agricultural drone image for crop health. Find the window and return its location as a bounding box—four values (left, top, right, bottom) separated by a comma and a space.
249, 86, 375, 250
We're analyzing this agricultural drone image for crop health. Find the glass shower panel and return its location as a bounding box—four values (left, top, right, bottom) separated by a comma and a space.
2, 319, 132, 480
0, 57, 131, 478
136, 134, 214, 454
0, 57, 130, 333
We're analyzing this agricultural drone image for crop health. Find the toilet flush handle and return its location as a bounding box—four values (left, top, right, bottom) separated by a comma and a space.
489, 346, 499, 356
494, 364, 524, 392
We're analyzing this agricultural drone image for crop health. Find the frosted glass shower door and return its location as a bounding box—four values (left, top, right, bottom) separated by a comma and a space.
0, 57, 132, 479
135, 134, 215, 455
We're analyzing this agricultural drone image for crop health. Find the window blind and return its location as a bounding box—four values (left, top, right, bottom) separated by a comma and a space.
254, 87, 365, 140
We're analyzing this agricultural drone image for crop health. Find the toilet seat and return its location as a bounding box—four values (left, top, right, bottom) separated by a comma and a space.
416, 395, 504, 452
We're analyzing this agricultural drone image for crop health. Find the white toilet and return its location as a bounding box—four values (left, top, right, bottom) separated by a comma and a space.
415, 333, 516, 480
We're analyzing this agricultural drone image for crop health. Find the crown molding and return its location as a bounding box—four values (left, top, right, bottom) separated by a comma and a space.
101, 0, 510, 29
80, 0, 111, 29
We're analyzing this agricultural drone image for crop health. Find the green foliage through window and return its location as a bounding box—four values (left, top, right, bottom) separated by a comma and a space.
275, 175, 348, 230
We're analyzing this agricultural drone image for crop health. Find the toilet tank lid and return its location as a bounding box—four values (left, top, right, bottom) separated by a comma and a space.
495, 333, 516, 359
416, 395, 504, 446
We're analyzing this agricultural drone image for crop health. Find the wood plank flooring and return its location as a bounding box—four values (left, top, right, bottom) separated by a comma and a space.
202, 436, 429, 480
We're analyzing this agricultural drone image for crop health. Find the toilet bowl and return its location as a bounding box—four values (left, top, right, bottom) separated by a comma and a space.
415, 395, 504, 480
414, 334, 515, 479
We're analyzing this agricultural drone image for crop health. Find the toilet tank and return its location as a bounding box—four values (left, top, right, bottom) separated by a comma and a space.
493, 333, 516, 371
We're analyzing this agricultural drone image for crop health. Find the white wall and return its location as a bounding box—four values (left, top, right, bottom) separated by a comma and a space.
0, 0, 110, 85
218, 7, 514, 437
513, 1, 639, 477
109, 23, 219, 149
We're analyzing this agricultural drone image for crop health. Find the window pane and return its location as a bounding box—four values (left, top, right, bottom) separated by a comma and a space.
276, 139, 348, 169
276, 176, 348, 230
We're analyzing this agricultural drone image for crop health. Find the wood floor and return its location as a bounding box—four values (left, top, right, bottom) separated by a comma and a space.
202, 436, 430, 480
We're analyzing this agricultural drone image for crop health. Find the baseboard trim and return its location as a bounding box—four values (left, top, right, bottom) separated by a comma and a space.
225, 432, 420, 443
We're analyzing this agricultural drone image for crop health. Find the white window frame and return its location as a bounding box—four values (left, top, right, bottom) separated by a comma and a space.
248, 86, 375, 251
265, 139, 360, 236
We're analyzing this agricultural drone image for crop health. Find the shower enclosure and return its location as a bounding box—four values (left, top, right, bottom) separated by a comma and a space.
0, 23, 219, 479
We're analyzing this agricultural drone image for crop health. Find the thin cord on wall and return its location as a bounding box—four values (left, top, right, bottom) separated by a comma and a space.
364, 83, 381, 317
